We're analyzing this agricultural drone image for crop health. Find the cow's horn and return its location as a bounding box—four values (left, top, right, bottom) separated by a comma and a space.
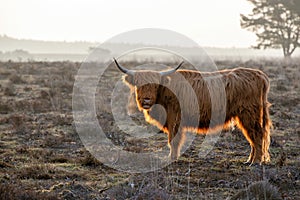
114, 58, 135, 76
160, 61, 184, 76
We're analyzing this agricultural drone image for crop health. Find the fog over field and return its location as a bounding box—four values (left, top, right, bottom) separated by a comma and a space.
1, 35, 299, 62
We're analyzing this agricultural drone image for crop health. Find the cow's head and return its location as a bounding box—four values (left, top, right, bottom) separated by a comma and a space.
114, 58, 183, 110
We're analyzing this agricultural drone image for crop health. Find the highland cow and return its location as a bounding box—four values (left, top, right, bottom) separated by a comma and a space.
114, 59, 271, 164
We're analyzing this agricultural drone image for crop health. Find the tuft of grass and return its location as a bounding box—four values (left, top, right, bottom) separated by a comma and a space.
0, 160, 14, 168
0, 182, 59, 200
4, 86, 16, 96
17, 164, 55, 180
229, 180, 282, 200
49, 154, 70, 163
8, 74, 25, 84
104, 176, 172, 200
80, 152, 102, 167
0, 103, 12, 114
9, 114, 26, 133
275, 149, 287, 167
132, 185, 171, 200
15, 145, 29, 154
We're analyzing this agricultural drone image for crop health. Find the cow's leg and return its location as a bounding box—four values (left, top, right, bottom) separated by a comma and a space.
247, 146, 255, 164
236, 111, 264, 164
167, 113, 183, 160
168, 128, 185, 160
235, 117, 255, 164
251, 126, 264, 164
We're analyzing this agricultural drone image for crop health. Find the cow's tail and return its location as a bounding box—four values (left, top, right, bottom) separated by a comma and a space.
262, 75, 272, 162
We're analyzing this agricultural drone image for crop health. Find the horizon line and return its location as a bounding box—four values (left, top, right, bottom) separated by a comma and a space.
0, 34, 256, 49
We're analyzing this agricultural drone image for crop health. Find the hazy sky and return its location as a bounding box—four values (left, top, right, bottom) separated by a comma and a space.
0, 0, 255, 47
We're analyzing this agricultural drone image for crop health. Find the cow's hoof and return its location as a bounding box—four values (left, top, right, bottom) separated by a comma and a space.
168, 154, 179, 162
249, 163, 262, 168
243, 161, 251, 166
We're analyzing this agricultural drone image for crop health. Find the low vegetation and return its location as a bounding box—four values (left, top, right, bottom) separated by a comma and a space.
0, 59, 299, 199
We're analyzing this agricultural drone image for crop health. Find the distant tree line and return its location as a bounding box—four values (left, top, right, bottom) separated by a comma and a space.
0, 49, 32, 61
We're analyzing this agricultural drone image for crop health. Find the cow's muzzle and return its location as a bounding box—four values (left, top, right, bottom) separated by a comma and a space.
142, 98, 152, 109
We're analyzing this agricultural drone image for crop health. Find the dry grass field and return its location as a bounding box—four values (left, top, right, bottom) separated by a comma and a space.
0, 59, 299, 199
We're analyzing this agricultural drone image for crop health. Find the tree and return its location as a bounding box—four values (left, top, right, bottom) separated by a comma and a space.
241, 0, 300, 58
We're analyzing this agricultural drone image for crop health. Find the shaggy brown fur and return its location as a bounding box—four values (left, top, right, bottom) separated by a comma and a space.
120, 67, 272, 164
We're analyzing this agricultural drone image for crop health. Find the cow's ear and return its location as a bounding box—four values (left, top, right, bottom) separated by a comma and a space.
123, 74, 134, 86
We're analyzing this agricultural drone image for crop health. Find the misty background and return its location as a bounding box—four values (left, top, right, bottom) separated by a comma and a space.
0, 35, 298, 62
1, 0, 299, 62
